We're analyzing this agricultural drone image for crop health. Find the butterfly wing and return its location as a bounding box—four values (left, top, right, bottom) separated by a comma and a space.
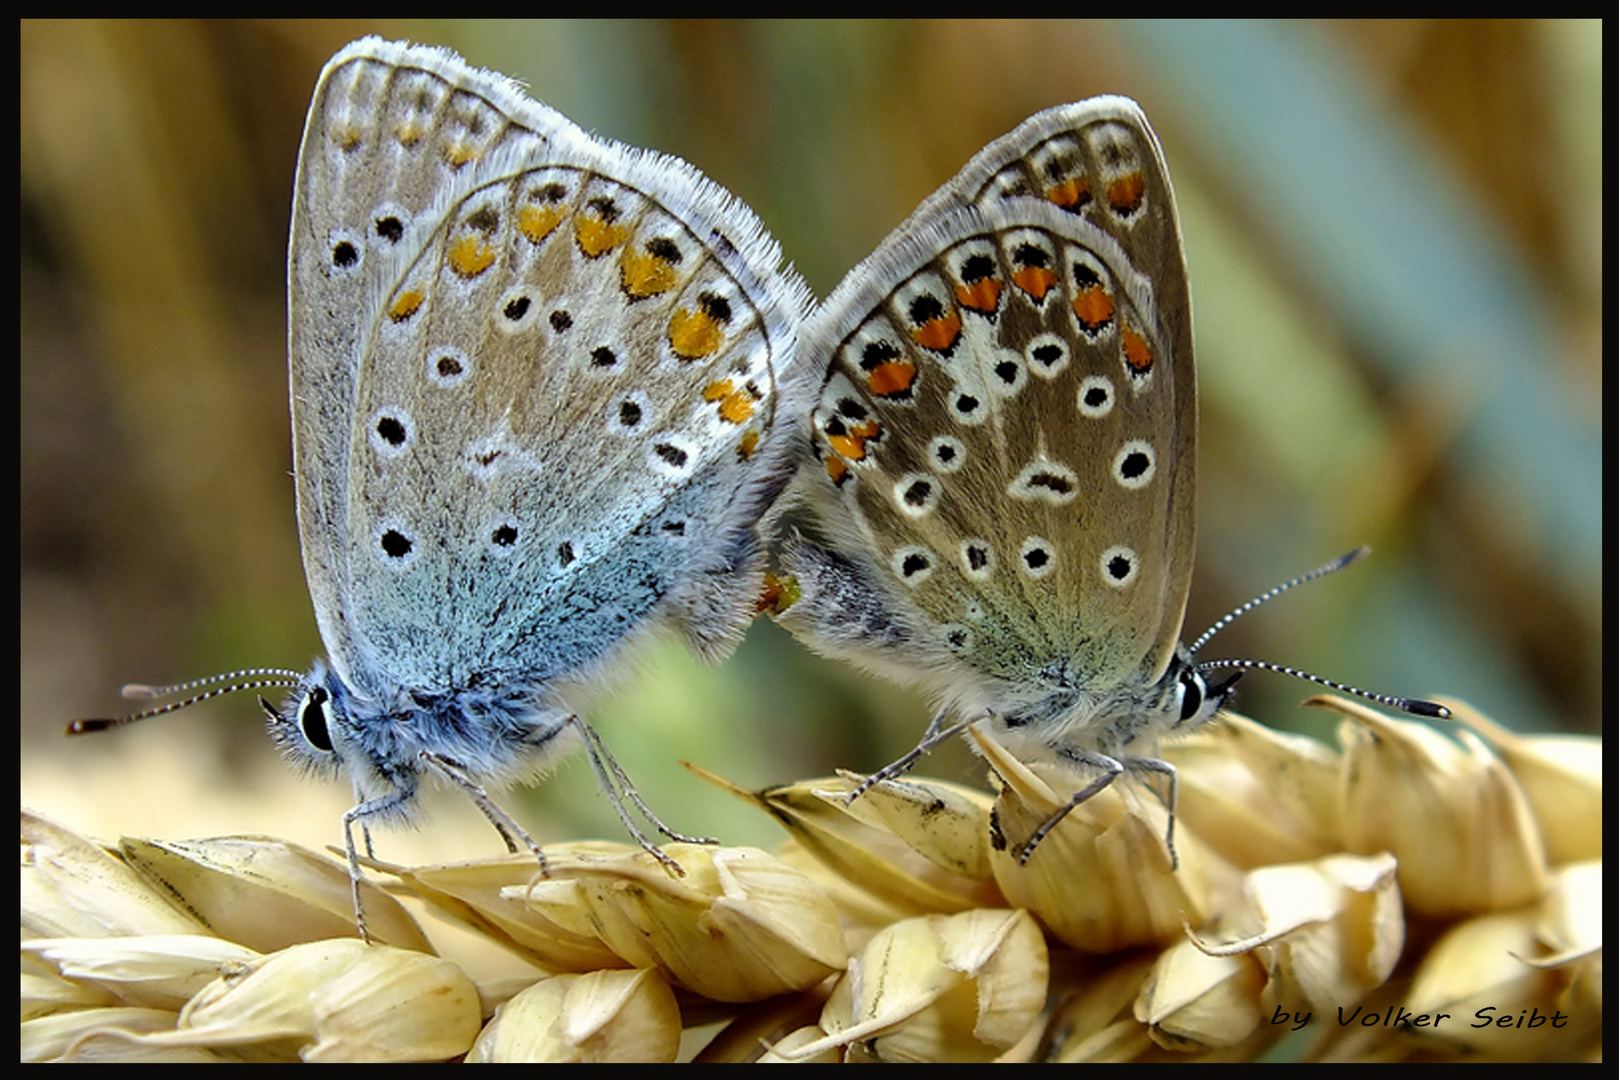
290, 39, 810, 701
779, 99, 1194, 714
954, 98, 1196, 689
290, 40, 573, 692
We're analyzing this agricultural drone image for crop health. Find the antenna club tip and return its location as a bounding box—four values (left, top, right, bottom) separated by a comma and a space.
66, 718, 115, 736
1336, 545, 1372, 568
1407, 700, 1451, 719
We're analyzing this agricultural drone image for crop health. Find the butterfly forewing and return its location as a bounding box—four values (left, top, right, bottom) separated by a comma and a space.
291, 40, 810, 696
955, 99, 1196, 685
788, 98, 1194, 709
289, 41, 585, 687
349, 168, 788, 689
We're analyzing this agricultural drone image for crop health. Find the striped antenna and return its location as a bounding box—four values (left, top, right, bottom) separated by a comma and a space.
1189, 547, 1449, 720
67, 668, 304, 735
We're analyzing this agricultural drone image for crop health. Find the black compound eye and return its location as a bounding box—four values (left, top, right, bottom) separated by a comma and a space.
300, 685, 333, 753
1179, 671, 1206, 722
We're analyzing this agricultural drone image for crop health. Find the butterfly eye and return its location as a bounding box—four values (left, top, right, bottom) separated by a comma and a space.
300, 685, 335, 753
1177, 669, 1207, 723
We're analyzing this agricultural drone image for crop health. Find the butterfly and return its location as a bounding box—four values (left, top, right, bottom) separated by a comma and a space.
769, 97, 1445, 865
73, 37, 813, 936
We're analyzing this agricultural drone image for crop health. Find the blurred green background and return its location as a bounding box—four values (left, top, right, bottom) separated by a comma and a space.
22, 20, 1601, 867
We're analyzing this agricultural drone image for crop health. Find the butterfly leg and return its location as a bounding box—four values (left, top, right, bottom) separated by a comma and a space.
846, 705, 980, 804
420, 750, 545, 862
341, 789, 417, 944
1014, 749, 1125, 865
1123, 755, 1181, 871
566, 714, 715, 877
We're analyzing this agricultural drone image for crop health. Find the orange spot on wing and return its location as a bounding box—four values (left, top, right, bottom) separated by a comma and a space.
1045, 176, 1091, 210
910, 312, 961, 352
1107, 172, 1146, 216
955, 277, 1003, 313
443, 143, 478, 169
1013, 266, 1057, 300
448, 235, 497, 278
621, 248, 678, 299
704, 379, 758, 423
331, 123, 363, 152
517, 204, 565, 244
719, 390, 756, 423
1073, 286, 1115, 331
388, 290, 425, 322
670, 308, 724, 359
866, 361, 917, 398
737, 429, 760, 459
575, 215, 629, 257
1122, 326, 1153, 373
825, 455, 850, 486
393, 120, 425, 148
827, 419, 882, 462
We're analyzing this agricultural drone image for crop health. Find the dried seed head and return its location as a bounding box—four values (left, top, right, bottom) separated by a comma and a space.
688, 767, 1002, 914
521, 843, 846, 1002
1133, 938, 1267, 1050
117, 836, 429, 952
1448, 701, 1603, 865
785, 908, 1048, 1062
1190, 852, 1405, 1013
1532, 860, 1603, 1024
53, 940, 481, 1062
1403, 910, 1566, 1057
392, 849, 626, 972
1165, 711, 1342, 866
972, 728, 1228, 952
1324, 696, 1549, 915
22, 810, 210, 940
468, 969, 681, 1063
22, 934, 261, 1013
830, 769, 996, 879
